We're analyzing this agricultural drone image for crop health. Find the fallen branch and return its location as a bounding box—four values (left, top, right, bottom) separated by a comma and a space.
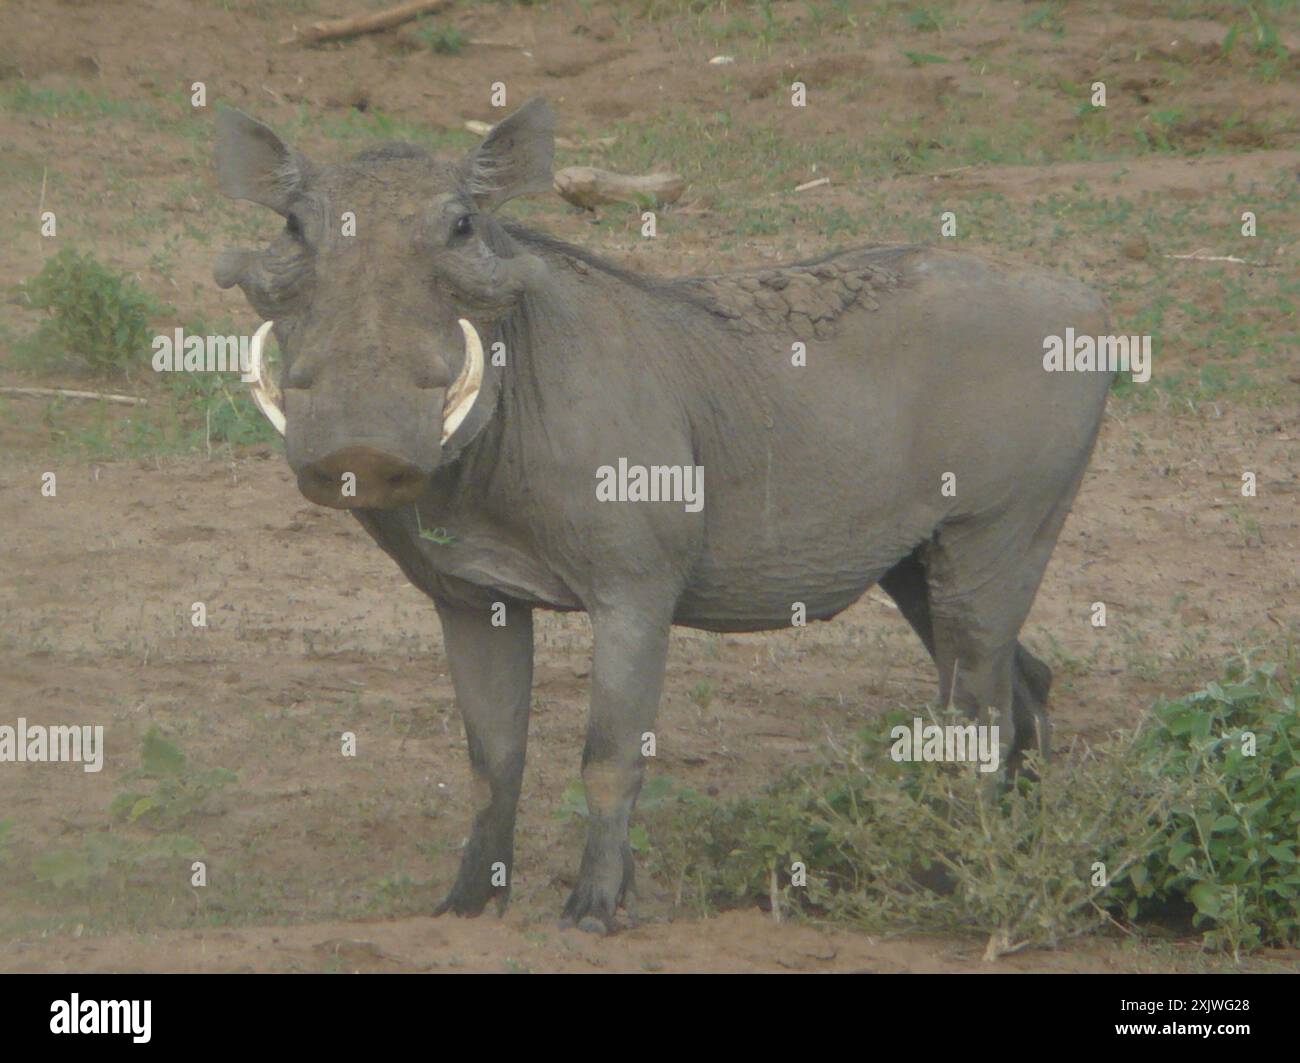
281, 0, 453, 46
1163, 248, 1271, 266
793, 176, 830, 193
553, 166, 686, 210
0, 386, 147, 406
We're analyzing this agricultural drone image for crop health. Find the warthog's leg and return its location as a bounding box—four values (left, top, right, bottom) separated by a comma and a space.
1012, 642, 1053, 761
561, 606, 673, 935
433, 598, 534, 918
918, 463, 1087, 773
880, 549, 1053, 764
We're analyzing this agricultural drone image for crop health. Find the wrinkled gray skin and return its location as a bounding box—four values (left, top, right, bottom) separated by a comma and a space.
214, 98, 1112, 934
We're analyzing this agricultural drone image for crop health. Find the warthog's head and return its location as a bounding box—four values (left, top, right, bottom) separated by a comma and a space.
213, 99, 555, 509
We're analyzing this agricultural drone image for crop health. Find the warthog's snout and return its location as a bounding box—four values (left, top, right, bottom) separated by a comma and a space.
245, 317, 485, 512
297, 446, 429, 510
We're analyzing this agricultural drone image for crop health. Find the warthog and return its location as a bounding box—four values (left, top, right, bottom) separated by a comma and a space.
213, 98, 1112, 933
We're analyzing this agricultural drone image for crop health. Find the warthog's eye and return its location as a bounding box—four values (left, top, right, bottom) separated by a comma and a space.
451, 213, 474, 240
285, 211, 305, 240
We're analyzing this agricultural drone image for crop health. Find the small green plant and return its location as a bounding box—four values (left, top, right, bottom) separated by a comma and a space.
109, 725, 237, 827
1246, 5, 1287, 59
415, 21, 467, 55
1221, 22, 1241, 58
408, 501, 456, 544
365, 872, 423, 915
688, 681, 715, 711
16, 248, 169, 377
32, 726, 234, 906
1135, 108, 1187, 154
416, 516, 455, 545
555, 779, 590, 823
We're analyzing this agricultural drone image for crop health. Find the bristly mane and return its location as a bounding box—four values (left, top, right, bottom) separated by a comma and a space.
352, 143, 430, 163
348, 141, 919, 315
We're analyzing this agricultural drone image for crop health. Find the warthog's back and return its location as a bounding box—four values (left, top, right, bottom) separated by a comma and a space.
669, 245, 1112, 631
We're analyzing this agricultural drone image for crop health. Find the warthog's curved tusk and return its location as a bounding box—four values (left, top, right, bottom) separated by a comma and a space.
246, 319, 480, 446
248, 320, 286, 436
442, 318, 484, 445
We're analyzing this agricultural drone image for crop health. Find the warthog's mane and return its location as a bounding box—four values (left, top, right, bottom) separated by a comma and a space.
675, 244, 921, 339
348, 142, 920, 337
351, 142, 431, 163
499, 222, 922, 339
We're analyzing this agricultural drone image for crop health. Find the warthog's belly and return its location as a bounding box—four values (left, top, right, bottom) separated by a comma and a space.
673, 547, 904, 633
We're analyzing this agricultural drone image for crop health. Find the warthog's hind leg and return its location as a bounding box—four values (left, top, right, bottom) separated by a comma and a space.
880, 548, 1054, 768
1012, 642, 1052, 766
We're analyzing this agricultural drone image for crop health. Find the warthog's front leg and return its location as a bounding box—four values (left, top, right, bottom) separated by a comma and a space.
562, 606, 672, 934
433, 597, 533, 918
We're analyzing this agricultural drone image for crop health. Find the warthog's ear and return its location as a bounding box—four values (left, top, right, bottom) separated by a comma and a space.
463, 97, 555, 211
215, 108, 307, 216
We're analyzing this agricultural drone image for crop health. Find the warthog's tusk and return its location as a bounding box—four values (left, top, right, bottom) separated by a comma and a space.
248, 320, 286, 436
442, 318, 484, 445
246, 318, 480, 446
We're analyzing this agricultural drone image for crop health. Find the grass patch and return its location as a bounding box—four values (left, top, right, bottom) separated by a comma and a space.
0, 83, 142, 121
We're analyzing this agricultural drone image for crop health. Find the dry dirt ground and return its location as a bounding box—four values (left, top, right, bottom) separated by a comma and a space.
0, 0, 1297, 972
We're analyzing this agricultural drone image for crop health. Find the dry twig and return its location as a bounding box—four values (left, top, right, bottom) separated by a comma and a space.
0, 386, 147, 406
281, 0, 453, 46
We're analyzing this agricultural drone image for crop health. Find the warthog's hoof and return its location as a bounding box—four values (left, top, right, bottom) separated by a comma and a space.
559, 853, 635, 935
559, 901, 617, 936
434, 879, 509, 919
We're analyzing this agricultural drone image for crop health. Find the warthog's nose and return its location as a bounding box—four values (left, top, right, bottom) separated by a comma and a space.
297, 446, 428, 510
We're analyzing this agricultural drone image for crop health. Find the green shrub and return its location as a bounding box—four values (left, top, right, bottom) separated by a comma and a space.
1109, 656, 1300, 955
16, 248, 169, 377
644, 654, 1298, 957
647, 709, 1190, 958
